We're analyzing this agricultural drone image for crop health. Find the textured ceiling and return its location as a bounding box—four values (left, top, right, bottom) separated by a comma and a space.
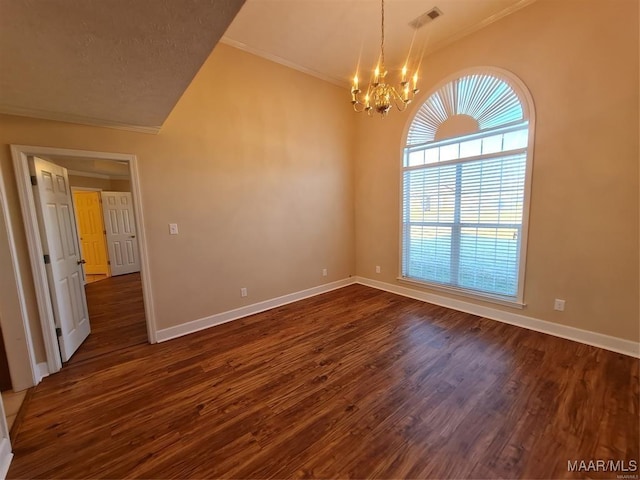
0, 0, 245, 132
222, 0, 535, 85
0, 0, 533, 133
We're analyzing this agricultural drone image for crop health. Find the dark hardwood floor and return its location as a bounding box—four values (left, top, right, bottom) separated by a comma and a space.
69, 272, 148, 365
8, 282, 639, 479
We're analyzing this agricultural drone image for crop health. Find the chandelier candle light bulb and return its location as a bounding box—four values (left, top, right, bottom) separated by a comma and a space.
350, 0, 420, 117
351, 75, 359, 102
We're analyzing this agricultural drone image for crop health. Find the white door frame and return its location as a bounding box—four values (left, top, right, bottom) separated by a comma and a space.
0, 167, 38, 390
0, 392, 12, 478
71, 187, 102, 192
9, 145, 157, 377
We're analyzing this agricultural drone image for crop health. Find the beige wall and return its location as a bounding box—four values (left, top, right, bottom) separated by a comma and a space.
68, 175, 111, 191
109, 179, 131, 192
68, 175, 131, 192
354, 0, 639, 341
0, 0, 637, 378
0, 43, 355, 348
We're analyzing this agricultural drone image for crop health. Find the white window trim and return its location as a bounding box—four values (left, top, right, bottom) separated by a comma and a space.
396, 276, 525, 309
398, 66, 536, 307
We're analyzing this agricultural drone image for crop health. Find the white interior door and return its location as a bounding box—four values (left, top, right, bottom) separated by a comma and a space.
101, 191, 140, 276
31, 157, 90, 362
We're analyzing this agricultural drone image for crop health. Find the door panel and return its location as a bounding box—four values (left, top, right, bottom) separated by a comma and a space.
31, 157, 91, 362
73, 191, 110, 275
101, 192, 140, 276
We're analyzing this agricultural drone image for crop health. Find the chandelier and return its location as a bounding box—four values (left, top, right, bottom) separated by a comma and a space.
351, 0, 419, 117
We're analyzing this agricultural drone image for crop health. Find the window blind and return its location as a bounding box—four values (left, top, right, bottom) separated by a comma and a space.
402, 126, 527, 298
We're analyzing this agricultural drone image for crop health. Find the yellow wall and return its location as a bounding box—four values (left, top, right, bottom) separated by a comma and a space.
0, 43, 355, 347
354, 0, 639, 341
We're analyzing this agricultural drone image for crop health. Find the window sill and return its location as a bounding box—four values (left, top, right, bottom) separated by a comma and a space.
396, 276, 525, 310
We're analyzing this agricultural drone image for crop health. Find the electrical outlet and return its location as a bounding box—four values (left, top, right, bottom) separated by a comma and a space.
554, 299, 565, 311
322, 268, 327, 276
169, 223, 179, 235
241, 287, 248, 298
375, 265, 381, 274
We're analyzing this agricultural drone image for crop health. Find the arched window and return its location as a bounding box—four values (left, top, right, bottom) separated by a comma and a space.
401, 68, 534, 304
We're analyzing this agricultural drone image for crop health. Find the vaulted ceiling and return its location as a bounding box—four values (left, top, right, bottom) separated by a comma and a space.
222, 0, 534, 86
0, 0, 534, 133
0, 0, 245, 133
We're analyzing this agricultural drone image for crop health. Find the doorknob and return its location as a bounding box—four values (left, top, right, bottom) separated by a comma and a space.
130, 235, 136, 239
77, 259, 86, 265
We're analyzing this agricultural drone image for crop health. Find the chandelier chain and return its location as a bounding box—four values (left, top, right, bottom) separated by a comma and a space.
380, 0, 385, 67
350, 0, 419, 116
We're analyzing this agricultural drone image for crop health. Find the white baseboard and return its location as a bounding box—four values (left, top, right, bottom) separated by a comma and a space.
35, 362, 49, 384
355, 276, 640, 358
155, 274, 639, 359
156, 278, 357, 342
0, 438, 12, 480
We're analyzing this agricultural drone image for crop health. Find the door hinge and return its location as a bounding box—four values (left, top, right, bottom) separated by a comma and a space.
55, 327, 62, 337
43, 254, 50, 264
107, 260, 111, 265
30, 175, 37, 186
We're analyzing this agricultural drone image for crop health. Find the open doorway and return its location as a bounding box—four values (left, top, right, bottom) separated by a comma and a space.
59, 156, 142, 285
8, 145, 156, 381
57, 157, 147, 364
69, 270, 148, 365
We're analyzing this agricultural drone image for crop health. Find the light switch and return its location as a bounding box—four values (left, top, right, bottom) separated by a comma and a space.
169, 223, 179, 235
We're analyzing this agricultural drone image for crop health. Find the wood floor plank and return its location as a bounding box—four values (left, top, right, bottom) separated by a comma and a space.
7, 277, 639, 479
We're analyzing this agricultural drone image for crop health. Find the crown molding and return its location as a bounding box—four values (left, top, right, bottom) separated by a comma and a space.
219, 37, 345, 87
68, 170, 111, 180
222, 0, 538, 89
0, 104, 161, 135
426, 0, 538, 56
67, 169, 129, 180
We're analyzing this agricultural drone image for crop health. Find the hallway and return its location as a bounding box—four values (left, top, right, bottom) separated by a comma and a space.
69, 272, 148, 365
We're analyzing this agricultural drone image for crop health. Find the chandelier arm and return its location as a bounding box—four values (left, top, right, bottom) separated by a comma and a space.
349, 0, 419, 117
352, 102, 368, 113
395, 99, 409, 112
390, 87, 409, 111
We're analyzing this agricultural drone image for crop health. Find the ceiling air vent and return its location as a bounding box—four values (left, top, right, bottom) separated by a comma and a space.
409, 7, 444, 30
